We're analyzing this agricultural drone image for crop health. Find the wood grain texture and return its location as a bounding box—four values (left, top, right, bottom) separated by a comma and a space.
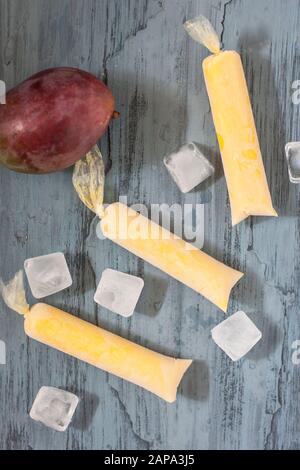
0, 0, 300, 450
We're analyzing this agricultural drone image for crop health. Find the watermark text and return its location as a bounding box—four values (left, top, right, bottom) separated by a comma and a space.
0, 340, 6, 365
0, 80, 6, 104
96, 196, 205, 251
292, 340, 300, 365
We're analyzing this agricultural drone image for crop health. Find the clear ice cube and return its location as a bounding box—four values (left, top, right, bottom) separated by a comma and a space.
285, 142, 300, 183
94, 269, 144, 317
164, 142, 214, 193
211, 311, 262, 361
29, 386, 79, 432
24, 252, 72, 299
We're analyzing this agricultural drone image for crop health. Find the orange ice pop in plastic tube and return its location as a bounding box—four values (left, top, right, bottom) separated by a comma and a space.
72, 147, 243, 313
184, 16, 277, 225
0, 272, 192, 403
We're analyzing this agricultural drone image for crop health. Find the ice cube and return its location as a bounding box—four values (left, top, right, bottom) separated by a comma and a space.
29, 386, 79, 432
211, 311, 262, 361
94, 269, 144, 317
164, 142, 214, 193
285, 142, 300, 183
24, 252, 72, 299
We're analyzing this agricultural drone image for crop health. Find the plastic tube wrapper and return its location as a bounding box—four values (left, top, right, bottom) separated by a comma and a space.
184, 16, 277, 225
72, 146, 243, 312
0, 271, 192, 403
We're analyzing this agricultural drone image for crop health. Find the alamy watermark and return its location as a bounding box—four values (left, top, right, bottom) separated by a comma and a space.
0, 340, 6, 365
96, 196, 205, 251
0, 80, 6, 104
292, 80, 300, 105
291, 340, 300, 365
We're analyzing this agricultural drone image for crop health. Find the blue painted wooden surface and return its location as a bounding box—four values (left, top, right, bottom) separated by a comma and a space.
0, 0, 300, 450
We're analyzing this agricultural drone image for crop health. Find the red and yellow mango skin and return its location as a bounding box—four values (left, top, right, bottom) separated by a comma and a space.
0, 67, 115, 173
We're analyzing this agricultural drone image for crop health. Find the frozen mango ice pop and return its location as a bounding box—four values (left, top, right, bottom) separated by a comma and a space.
100, 202, 243, 312
73, 146, 243, 312
0, 272, 192, 403
184, 16, 277, 225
